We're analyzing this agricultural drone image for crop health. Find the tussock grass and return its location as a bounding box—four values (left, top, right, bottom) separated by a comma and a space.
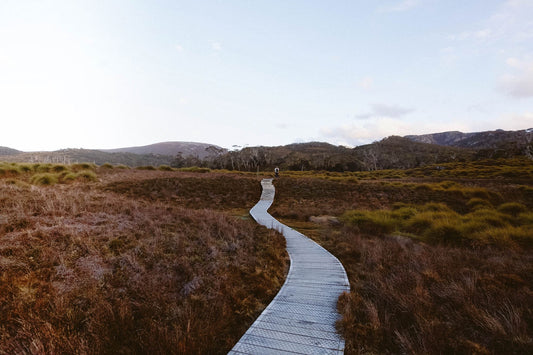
99, 163, 115, 170
341, 202, 531, 248
328, 231, 533, 354
136, 165, 156, 170
268, 163, 533, 354
178, 166, 211, 173
30, 173, 59, 185
105, 173, 262, 211
498, 202, 528, 216
75, 170, 98, 182
71, 163, 97, 172
0, 169, 287, 353
158, 164, 173, 171
0, 162, 100, 186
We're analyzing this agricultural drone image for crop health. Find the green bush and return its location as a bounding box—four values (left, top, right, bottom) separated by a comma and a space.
51, 164, 67, 173
76, 170, 98, 182
466, 198, 493, 211
498, 203, 527, 217
179, 167, 211, 173
62, 172, 78, 182
35, 164, 53, 173
341, 210, 397, 235
391, 206, 418, 220
423, 222, 464, 244
72, 163, 97, 172
158, 165, 173, 171
438, 181, 459, 189
466, 209, 511, 228
31, 173, 59, 186
0, 165, 20, 177
422, 203, 453, 212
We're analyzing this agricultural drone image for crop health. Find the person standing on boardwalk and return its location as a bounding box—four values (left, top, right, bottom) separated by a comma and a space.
274, 167, 279, 178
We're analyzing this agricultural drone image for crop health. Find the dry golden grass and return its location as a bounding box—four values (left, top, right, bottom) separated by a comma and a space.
3, 159, 532, 354
270, 166, 533, 354
0, 168, 287, 354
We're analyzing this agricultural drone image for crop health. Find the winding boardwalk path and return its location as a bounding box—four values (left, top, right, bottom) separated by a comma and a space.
229, 179, 350, 354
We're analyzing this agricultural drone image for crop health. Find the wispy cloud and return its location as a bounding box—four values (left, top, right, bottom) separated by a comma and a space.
358, 76, 374, 90
355, 103, 415, 119
447, 29, 492, 41
175, 45, 184, 52
378, 0, 421, 13
448, 0, 533, 44
211, 42, 222, 51
502, 112, 533, 129
499, 57, 533, 98
320, 118, 467, 147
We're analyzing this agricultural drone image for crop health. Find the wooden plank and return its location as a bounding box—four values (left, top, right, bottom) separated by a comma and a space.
228, 179, 350, 354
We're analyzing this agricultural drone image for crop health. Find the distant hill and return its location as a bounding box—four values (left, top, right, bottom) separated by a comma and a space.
405, 128, 533, 158
100, 142, 226, 159
352, 136, 474, 170
208, 129, 532, 172
0, 149, 176, 166
1, 129, 530, 170
208, 138, 475, 172
0, 146, 22, 156
0, 141, 227, 167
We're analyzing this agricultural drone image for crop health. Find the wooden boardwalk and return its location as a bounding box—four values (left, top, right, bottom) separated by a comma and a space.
229, 179, 350, 354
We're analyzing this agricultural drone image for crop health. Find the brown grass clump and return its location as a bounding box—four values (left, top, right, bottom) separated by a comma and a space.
0, 170, 287, 354
325, 229, 533, 354
30, 173, 59, 185
104, 172, 262, 211
268, 167, 533, 354
340, 202, 532, 248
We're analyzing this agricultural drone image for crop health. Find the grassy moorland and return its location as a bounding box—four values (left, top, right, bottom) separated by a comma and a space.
0, 163, 287, 354
1, 158, 532, 354
270, 158, 533, 354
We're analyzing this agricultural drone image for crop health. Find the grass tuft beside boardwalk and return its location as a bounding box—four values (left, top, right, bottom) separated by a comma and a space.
0, 167, 287, 354
270, 159, 533, 354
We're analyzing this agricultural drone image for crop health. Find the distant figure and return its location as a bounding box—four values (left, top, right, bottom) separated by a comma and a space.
274, 167, 279, 178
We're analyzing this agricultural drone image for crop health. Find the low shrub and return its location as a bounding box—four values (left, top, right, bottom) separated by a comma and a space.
158, 165, 173, 171
498, 202, 528, 217
35, 163, 53, 173
72, 163, 97, 171
341, 202, 531, 248
179, 167, 211, 173
31, 173, 59, 186
61, 172, 78, 182
136, 165, 156, 170
0, 165, 20, 177
0, 171, 288, 354
325, 228, 533, 354
99, 163, 114, 170
75, 170, 98, 182
466, 197, 493, 211
17, 164, 33, 173
423, 221, 464, 244
341, 210, 396, 235
51, 164, 67, 173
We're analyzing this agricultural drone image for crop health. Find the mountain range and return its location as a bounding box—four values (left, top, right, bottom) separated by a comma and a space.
405, 128, 533, 150
100, 141, 226, 159
0, 128, 531, 170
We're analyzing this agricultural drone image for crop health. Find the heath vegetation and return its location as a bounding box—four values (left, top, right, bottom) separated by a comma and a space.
1, 157, 532, 354
0, 165, 287, 354
269, 159, 533, 354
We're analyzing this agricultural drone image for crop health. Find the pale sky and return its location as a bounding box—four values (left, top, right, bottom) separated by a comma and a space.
1, 0, 532, 151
